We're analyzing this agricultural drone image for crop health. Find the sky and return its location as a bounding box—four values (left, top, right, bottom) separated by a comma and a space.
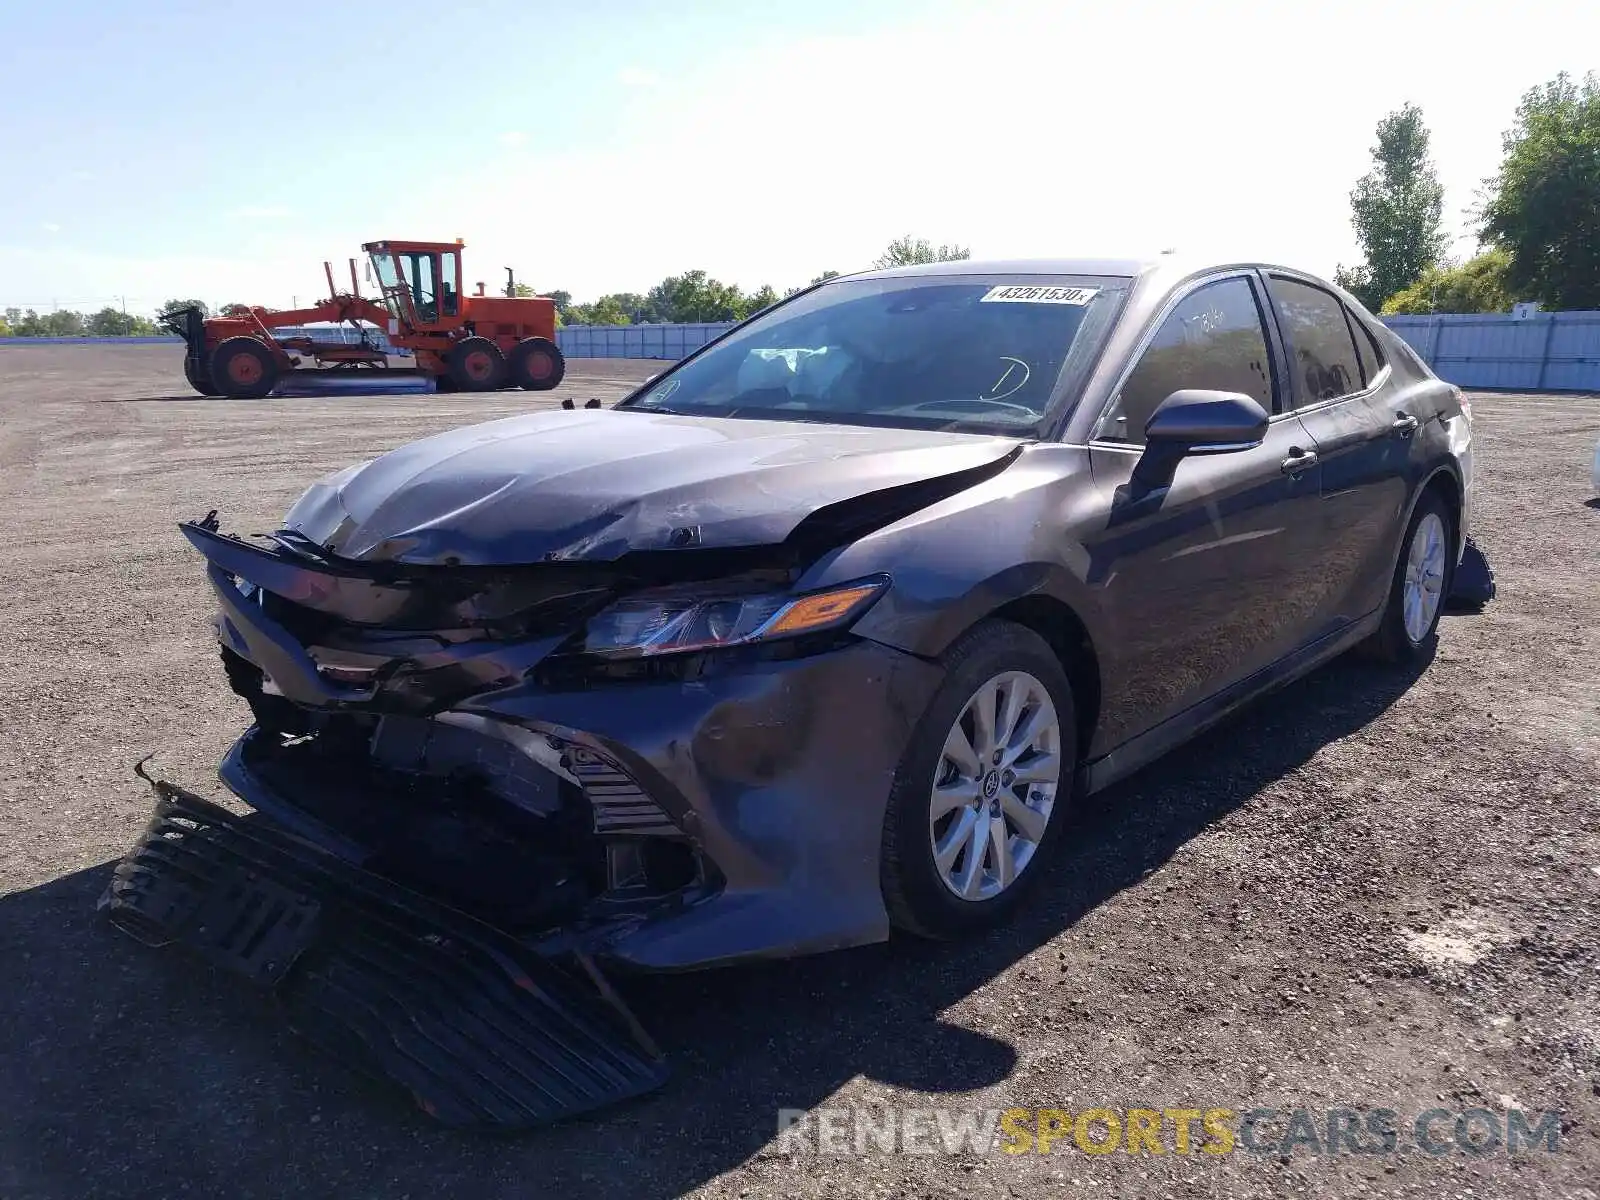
2, 0, 1596, 316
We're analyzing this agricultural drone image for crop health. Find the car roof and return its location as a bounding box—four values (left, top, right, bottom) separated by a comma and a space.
853, 255, 1325, 285
858, 257, 1163, 280
842, 256, 1364, 325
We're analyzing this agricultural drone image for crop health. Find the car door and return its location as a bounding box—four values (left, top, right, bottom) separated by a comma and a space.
1262, 273, 1413, 631
1080, 272, 1333, 753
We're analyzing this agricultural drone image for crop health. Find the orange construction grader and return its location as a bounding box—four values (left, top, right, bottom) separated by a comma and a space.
164, 239, 565, 398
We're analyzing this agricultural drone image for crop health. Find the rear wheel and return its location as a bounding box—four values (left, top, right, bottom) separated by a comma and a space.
881, 620, 1077, 940
448, 337, 506, 392
508, 337, 565, 390
210, 337, 279, 399
1363, 488, 1454, 664
182, 354, 218, 396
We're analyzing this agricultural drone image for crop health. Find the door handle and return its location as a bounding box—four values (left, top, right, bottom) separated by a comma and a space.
1280, 447, 1319, 476
1392, 411, 1420, 437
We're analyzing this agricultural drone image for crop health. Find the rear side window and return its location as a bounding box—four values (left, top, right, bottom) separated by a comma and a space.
1347, 310, 1386, 386
1268, 276, 1363, 405
1098, 276, 1276, 445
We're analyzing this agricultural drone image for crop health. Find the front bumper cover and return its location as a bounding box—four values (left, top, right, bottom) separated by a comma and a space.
101, 775, 669, 1130
101, 513, 949, 1125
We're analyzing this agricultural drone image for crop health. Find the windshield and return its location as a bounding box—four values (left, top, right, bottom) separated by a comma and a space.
621, 274, 1126, 433
368, 250, 440, 323
370, 252, 407, 321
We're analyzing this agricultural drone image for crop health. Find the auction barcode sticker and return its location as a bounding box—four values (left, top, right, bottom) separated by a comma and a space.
979, 285, 1100, 305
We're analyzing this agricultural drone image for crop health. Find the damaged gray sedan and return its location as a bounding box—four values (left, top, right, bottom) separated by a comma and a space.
105, 257, 1483, 1127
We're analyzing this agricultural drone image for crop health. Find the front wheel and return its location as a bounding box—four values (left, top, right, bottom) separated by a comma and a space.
1363, 488, 1454, 664
210, 337, 279, 399
881, 620, 1077, 940
508, 337, 565, 390
448, 336, 506, 392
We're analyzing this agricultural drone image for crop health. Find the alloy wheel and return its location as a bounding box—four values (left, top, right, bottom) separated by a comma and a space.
929, 670, 1062, 902
1403, 511, 1447, 643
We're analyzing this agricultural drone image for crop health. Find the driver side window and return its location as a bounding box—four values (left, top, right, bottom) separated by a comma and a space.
1099, 276, 1276, 446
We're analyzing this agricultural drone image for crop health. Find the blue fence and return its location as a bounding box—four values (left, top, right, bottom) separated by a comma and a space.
0, 335, 182, 345
8, 311, 1599, 392
556, 313, 1600, 392
1380, 311, 1600, 392
556, 323, 733, 360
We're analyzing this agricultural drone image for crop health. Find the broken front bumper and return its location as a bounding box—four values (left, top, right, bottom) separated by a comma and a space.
101, 776, 668, 1130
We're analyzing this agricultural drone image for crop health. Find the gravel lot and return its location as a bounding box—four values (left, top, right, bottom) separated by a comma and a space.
2, 343, 1597, 1200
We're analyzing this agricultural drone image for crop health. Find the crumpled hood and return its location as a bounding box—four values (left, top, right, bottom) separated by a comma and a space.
284, 408, 1023, 565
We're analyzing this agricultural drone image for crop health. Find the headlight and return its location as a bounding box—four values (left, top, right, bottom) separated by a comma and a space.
579, 576, 889, 658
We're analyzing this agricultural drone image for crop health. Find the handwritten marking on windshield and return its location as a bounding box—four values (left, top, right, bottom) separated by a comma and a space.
983, 357, 1031, 400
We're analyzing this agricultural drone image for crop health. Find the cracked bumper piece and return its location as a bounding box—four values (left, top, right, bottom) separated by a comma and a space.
99, 780, 669, 1129
1447, 535, 1496, 608
168, 517, 951, 972
211, 635, 947, 970
451, 639, 947, 969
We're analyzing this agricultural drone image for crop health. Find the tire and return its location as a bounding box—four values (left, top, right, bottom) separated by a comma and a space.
881, 620, 1078, 940
1362, 487, 1455, 664
183, 354, 218, 396
448, 336, 506, 392
210, 337, 279, 399
508, 336, 566, 391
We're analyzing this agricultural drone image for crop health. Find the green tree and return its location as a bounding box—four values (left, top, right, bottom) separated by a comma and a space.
569, 295, 634, 325
39, 310, 87, 336
646, 271, 746, 322
1478, 71, 1600, 310
1333, 103, 1447, 312
11, 309, 45, 336
609, 292, 652, 323
1380, 249, 1513, 315
545, 289, 573, 323
157, 298, 210, 323
88, 307, 141, 335
739, 284, 780, 317
873, 236, 970, 269
0, 314, 10, 337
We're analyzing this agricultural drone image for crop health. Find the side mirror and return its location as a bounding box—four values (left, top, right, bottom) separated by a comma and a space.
1132, 389, 1269, 491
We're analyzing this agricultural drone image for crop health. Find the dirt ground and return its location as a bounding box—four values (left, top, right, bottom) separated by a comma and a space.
1, 343, 1597, 1200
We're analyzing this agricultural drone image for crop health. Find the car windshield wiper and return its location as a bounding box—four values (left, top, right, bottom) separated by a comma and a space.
618, 403, 691, 415
723, 407, 851, 425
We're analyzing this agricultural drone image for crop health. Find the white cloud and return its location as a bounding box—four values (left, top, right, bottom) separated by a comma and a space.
499, 131, 529, 147
41, 222, 60, 233
616, 67, 660, 88
233, 204, 292, 220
